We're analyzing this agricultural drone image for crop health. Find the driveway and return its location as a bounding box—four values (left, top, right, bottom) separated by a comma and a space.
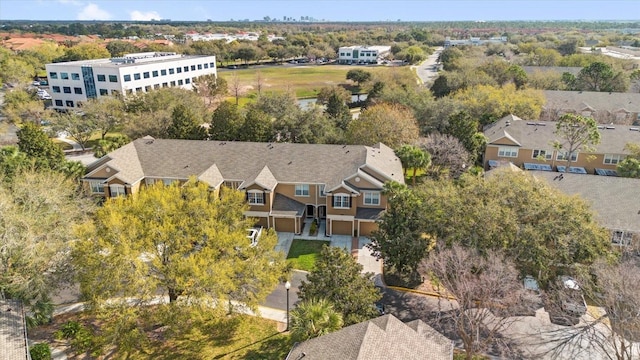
412, 46, 443, 85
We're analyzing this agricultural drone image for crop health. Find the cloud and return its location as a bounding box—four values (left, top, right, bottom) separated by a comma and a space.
77, 3, 111, 20
56, 0, 83, 5
130, 10, 162, 21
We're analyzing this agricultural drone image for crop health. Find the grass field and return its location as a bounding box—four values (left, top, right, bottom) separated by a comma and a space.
286, 239, 330, 272
218, 64, 412, 100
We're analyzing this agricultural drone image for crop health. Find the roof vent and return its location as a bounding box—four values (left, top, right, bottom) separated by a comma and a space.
597, 125, 605, 129
536, 122, 546, 126
630, 128, 639, 131
606, 126, 615, 130
526, 122, 536, 125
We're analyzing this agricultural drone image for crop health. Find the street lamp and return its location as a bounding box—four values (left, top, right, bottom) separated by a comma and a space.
285, 280, 291, 331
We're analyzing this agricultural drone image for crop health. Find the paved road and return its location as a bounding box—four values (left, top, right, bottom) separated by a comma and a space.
412, 46, 443, 85
261, 270, 305, 310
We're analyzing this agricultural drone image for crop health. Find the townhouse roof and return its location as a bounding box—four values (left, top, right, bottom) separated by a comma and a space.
543, 90, 640, 114
286, 314, 453, 360
522, 66, 582, 76
272, 194, 306, 216
484, 115, 640, 154
0, 300, 29, 360
531, 171, 640, 233
86, 138, 404, 190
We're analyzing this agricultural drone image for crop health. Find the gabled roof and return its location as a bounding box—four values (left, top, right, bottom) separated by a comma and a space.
197, 163, 224, 188
84, 138, 404, 190
286, 314, 452, 360
484, 115, 640, 154
543, 90, 640, 114
532, 171, 640, 234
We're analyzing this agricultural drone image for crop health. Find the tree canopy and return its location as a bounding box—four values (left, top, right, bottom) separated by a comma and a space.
346, 103, 419, 148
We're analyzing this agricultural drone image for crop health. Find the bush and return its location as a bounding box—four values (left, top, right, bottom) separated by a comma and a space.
30, 343, 52, 360
59, 321, 82, 339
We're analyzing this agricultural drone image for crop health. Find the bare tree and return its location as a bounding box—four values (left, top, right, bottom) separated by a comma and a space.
421, 245, 534, 360
416, 133, 471, 179
538, 259, 640, 360
230, 71, 242, 106
255, 70, 264, 97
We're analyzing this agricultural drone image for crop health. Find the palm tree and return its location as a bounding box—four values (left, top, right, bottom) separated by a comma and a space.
407, 147, 431, 186
289, 298, 343, 342
395, 144, 414, 177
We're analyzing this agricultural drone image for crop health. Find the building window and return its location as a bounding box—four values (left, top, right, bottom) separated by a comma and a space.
61, 72, 69, 80
134, 73, 141, 80
185, 78, 190, 84
161, 69, 167, 76
604, 154, 624, 165
184, 66, 189, 72
532, 149, 552, 160
204, 63, 209, 69
295, 184, 310, 197
74, 87, 82, 94
247, 191, 264, 205
145, 85, 151, 92
170, 81, 176, 86
63, 86, 71, 93
178, 79, 183, 85
143, 72, 150, 79
49, 72, 58, 79
52, 86, 61, 93
109, 184, 126, 197
154, 84, 160, 89
191, 65, 196, 71
65, 100, 74, 107
99, 89, 108, 95
177, 67, 182, 73
71, 73, 80, 80
124, 74, 131, 82
89, 181, 104, 194
612, 230, 633, 246
557, 151, 578, 162
169, 68, 175, 74
135, 87, 142, 92
197, 64, 202, 70
97, 74, 106, 82
363, 192, 380, 205
55, 99, 63, 106
109, 75, 118, 83
210, 62, 215, 68
498, 146, 518, 158
162, 82, 168, 87
152, 71, 158, 77
318, 184, 326, 197
333, 194, 350, 208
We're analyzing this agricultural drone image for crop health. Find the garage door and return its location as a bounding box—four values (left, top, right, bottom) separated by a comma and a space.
359, 221, 377, 237
253, 217, 268, 228
275, 218, 295, 233
332, 220, 353, 236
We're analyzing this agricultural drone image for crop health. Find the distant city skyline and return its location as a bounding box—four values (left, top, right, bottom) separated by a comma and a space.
1, 0, 639, 22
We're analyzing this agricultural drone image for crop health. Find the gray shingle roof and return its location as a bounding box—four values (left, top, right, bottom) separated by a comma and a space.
0, 300, 29, 360
286, 314, 453, 360
272, 194, 306, 216
484, 115, 640, 154
355, 208, 384, 220
522, 66, 582, 76
531, 171, 640, 233
89, 138, 404, 189
543, 90, 640, 114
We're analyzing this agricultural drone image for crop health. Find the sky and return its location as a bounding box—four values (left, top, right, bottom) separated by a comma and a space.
1, 0, 639, 22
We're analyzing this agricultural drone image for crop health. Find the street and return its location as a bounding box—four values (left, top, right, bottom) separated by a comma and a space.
412, 46, 443, 85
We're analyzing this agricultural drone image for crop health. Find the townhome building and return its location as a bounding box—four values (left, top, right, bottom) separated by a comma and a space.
484, 115, 640, 175
82, 137, 404, 237
540, 90, 640, 125
45, 52, 216, 111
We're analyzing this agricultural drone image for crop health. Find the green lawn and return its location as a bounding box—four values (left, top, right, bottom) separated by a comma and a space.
286, 239, 330, 272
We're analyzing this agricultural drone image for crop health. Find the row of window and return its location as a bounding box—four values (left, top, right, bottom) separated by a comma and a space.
89, 181, 125, 197
51, 86, 83, 94
54, 99, 77, 108
498, 147, 624, 165
96, 74, 119, 83
49, 72, 80, 80
248, 188, 379, 207
122, 62, 214, 82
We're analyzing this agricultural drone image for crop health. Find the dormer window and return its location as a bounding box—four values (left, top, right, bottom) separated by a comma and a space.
247, 190, 264, 205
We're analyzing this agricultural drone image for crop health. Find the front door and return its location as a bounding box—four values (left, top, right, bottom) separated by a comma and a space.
317, 205, 326, 219
306, 205, 315, 218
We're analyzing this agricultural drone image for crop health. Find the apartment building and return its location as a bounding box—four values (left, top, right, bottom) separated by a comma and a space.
45, 52, 216, 111
83, 137, 404, 237
337, 45, 391, 64
483, 115, 640, 175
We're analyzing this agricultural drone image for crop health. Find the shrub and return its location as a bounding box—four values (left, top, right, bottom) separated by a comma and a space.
30, 343, 52, 360
59, 321, 82, 339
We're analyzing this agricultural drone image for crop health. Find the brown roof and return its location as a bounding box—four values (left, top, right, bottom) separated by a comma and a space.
531, 171, 640, 233
543, 90, 640, 114
85, 138, 404, 190
286, 314, 453, 360
484, 115, 640, 155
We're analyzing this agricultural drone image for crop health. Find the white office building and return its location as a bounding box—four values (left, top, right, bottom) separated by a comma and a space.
337, 45, 391, 64
45, 52, 217, 111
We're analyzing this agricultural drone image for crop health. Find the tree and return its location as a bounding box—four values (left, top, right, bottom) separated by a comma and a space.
59, 42, 110, 62
542, 259, 640, 360
346, 103, 419, 149
346, 69, 372, 87
395, 145, 430, 185
82, 97, 125, 140
399, 45, 427, 65
576, 62, 628, 92
0, 169, 94, 324
166, 104, 207, 140
74, 179, 286, 306
93, 135, 130, 158
416, 133, 471, 179
238, 107, 273, 142
317, 86, 352, 130
105, 40, 139, 57
298, 246, 381, 325
616, 143, 640, 178
290, 298, 344, 342
193, 74, 228, 107
368, 182, 435, 280
210, 101, 243, 141
443, 111, 485, 164
422, 245, 534, 360
553, 113, 601, 172
51, 111, 96, 150
0, 146, 30, 181
17, 122, 65, 170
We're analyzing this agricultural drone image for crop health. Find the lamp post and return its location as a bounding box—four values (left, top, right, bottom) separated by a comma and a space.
285, 280, 291, 331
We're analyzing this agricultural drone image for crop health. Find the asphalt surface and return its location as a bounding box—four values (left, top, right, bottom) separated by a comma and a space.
413, 46, 443, 85
261, 270, 305, 310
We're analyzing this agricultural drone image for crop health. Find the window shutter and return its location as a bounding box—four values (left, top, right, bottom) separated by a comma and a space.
245, 192, 249, 201
262, 192, 266, 204
348, 195, 352, 208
